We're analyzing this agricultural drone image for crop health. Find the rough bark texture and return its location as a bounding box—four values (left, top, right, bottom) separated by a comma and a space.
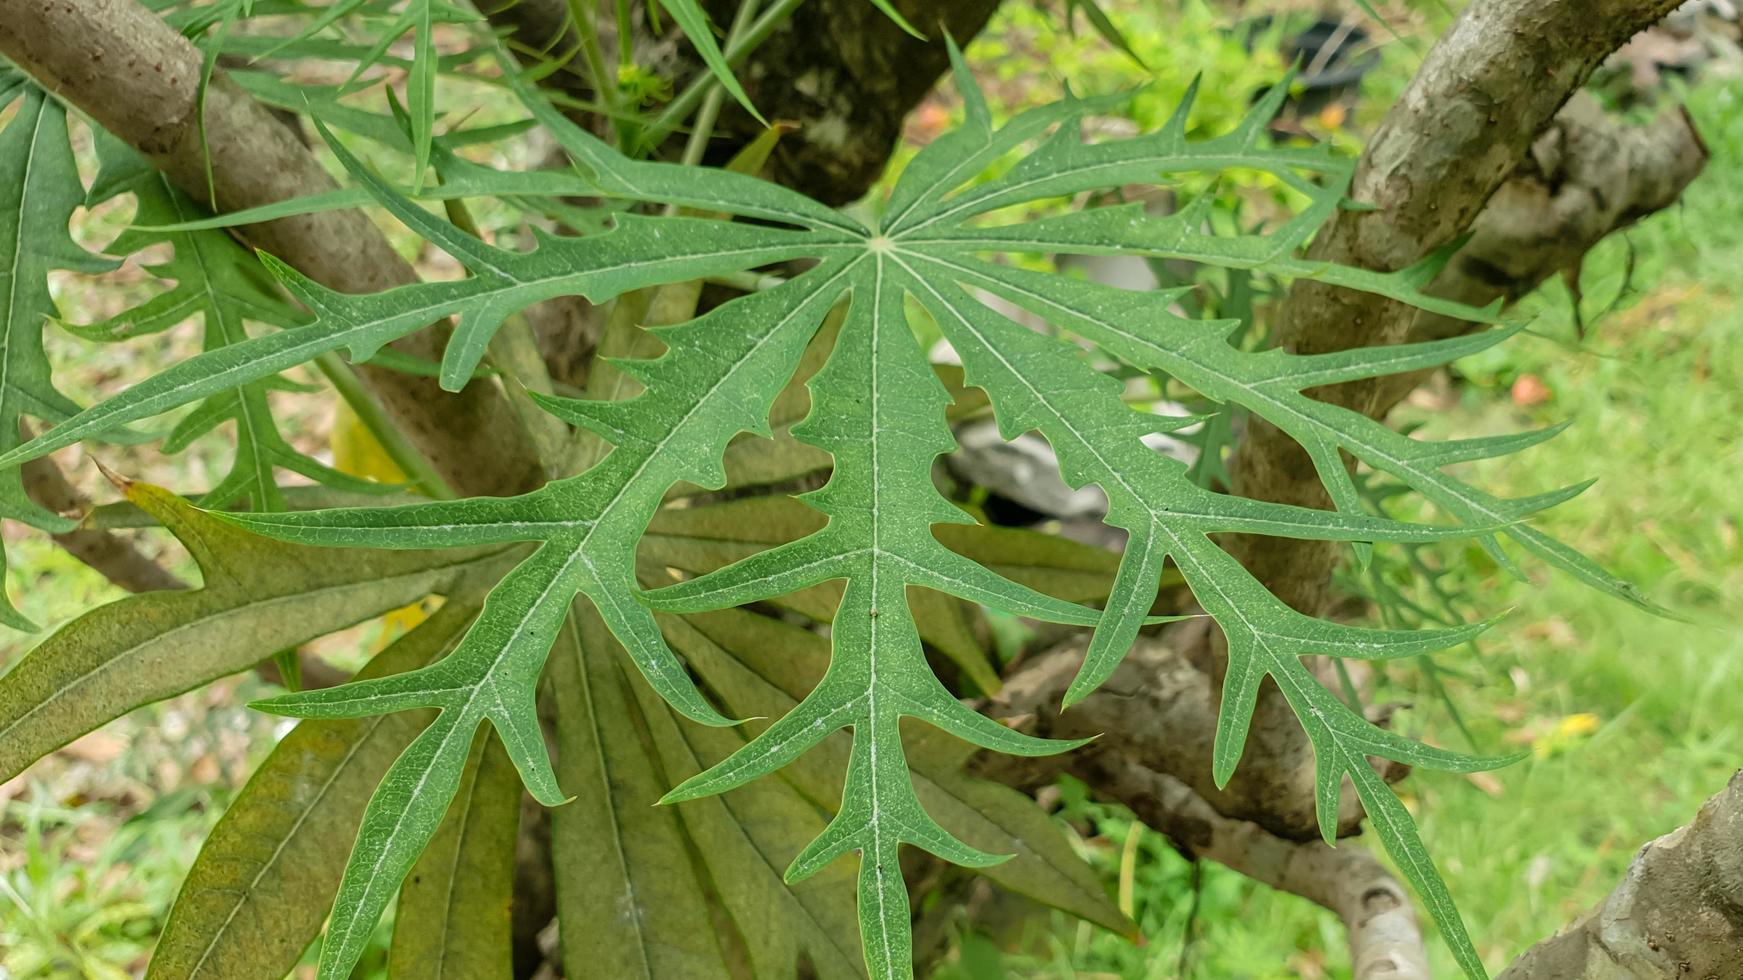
1371, 92, 1708, 407
1191, 0, 1698, 851
1498, 770, 1743, 980
1227, 0, 1689, 617
0, 0, 544, 498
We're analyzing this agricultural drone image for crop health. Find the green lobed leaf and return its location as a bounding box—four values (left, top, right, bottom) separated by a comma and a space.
79, 133, 391, 510
655, 604, 1130, 939
0, 79, 115, 628
646, 262, 1095, 975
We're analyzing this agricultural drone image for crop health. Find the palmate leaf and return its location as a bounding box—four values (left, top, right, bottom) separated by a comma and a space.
643, 261, 1105, 977
0, 77, 114, 628
0, 50, 1640, 980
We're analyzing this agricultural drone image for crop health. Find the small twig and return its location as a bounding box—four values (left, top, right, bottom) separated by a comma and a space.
1087, 757, 1431, 980
674, 0, 762, 172
562, 0, 625, 146
314, 353, 456, 500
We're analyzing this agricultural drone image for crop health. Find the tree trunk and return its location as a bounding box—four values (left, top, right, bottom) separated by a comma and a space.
1498, 771, 1743, 980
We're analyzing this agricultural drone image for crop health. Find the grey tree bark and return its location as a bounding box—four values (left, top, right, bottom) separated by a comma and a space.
1498, 770, 1743, 980
1226, 0, 1690, 614
688, 0, 1001, 203
981, 626, 1427, 980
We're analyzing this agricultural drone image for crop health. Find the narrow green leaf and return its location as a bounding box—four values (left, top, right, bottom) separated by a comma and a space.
0, 82, 115, 627
147, 604, 477, 980
1065, 0, 1149, 69
0, 482, 511, 784
657, 0, 766, 124
621, 646, 867, 979
388, 727, 520, 980
79, 135, 386, 510
548, 608, 735, 979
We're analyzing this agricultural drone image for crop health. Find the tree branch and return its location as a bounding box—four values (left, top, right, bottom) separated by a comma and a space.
979, 631, 1428, 979
1189, 0, 1699, 851
476, 0, 1003, 205
0, 0, 544, 498
688, 0, 1002, 204
1227, 0, 1690, 616
984, 621, 1397, 842
1087, 760, 1431, 980
1373, 93, 1707, 407
1497, 770, 1743, 980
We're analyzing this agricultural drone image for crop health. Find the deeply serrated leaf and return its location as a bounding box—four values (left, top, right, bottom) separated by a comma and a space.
0, 80, 114, 628
656, 605, 1129, 939
1, 53, 1651, 979
79, 135, 386, 510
